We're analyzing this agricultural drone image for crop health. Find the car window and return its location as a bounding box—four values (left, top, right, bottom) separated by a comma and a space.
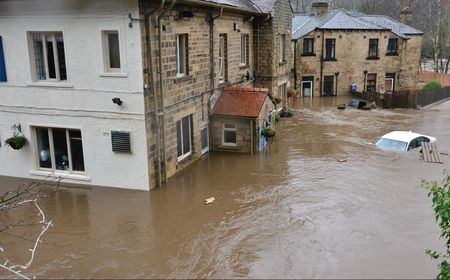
376, 138, 408, 151
408, 137, 430, 150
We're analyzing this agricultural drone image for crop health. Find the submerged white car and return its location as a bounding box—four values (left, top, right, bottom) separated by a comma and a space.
375, 131, 436, 151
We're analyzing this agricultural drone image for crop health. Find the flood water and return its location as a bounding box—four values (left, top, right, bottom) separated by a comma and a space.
1, 97, 450, 278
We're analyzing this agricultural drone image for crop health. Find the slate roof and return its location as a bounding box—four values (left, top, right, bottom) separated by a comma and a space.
203, 0, 277, 14
212, 87, 269, 118
292, 9, 423, 40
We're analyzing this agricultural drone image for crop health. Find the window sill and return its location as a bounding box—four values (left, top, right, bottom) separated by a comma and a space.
386, 52, 399, 56
301, 53, 316, 57
366, 57, 380, 60
218, 145, 241, 151
174, 75, 192, 83
30, 170, 91, 182
239, 65, 249, 70
27, 82, 74, 88
279, 60, 287, 66
322, 58, 337, 61
177, 153, 193, 165
99, 72, 128, 78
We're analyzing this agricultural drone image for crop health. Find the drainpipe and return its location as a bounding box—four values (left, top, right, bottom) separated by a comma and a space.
145, 0, 165, 188
209, 7, 223, 95
294, 39, 297, 90
250, 119, 253, 155
320, 29, 324, 96
157, 0, 176, 183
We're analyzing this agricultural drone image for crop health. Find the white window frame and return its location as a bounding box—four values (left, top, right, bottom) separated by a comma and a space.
219, 34, 227, 83
222, 123, 237, 146
28, 31, 66, 82
200, 126, 209, 155
102, 30, 122, 73
33, 127, 85, 174
279, 34, 286, 63
177, 115, 192, 161
176, 34, 188, 77
240, 34, 248, 66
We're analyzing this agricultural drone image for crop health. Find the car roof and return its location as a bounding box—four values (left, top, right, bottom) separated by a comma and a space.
381, 131, 432, 142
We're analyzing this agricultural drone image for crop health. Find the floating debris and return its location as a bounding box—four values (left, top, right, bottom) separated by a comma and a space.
204, 197, 215, 204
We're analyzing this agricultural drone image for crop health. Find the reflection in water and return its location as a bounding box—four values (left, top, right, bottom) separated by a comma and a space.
1, 99, 449, 278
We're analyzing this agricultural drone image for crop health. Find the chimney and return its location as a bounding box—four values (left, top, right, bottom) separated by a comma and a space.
400, 7, 413, 25
311, 2, 329, 14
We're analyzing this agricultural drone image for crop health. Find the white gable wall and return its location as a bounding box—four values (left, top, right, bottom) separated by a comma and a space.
0, 0, 150, 190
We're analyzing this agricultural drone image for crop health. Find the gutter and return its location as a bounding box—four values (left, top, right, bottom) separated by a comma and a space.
178, 0, 270, 16
320, 29, 324, 96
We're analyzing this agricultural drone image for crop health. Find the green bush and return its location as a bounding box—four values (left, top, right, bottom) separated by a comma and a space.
423, 80, 442, 90
423, 174, 450, 279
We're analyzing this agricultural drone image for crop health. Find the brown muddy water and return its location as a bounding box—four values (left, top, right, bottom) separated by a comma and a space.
1, 97, 450, 279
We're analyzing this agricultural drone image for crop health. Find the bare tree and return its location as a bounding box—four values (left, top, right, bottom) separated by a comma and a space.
0, 177, 61, 279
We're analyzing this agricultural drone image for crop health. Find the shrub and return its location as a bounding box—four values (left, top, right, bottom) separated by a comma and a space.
423, 80, 442, 90
423, 174, 450, 279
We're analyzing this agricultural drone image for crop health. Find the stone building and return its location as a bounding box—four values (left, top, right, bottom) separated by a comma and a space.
211, 87, 276, 154
292, 2, 423, 97
139, 0, 294, 188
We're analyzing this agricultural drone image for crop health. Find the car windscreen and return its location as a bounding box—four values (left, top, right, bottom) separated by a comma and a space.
375, 138, 408, 151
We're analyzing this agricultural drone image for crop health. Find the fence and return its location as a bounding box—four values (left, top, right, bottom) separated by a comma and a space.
350, 86, 450, 109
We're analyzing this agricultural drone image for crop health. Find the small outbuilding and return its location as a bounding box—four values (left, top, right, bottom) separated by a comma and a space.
211, 87, 277, 154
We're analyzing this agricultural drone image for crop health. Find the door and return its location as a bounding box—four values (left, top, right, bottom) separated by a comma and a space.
323, 76, 334, 96
385, 73, 395, 94
302, 81, 313, 97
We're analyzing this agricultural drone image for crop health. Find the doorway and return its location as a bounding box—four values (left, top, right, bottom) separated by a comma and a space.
323, 76, 334, 96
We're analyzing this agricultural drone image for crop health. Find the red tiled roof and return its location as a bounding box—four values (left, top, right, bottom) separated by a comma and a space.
212, 87, 270, 118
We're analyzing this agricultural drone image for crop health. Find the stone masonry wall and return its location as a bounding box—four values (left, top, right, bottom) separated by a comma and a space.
255, 0, 293, 104
139, 1, 261, 187
296, 29, 423, 97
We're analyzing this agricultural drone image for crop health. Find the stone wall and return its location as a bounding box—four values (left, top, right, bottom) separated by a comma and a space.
211, 116, 252, 153
255, 0, 293, 105
139, 1, 267, 187
295, 29, 423, 96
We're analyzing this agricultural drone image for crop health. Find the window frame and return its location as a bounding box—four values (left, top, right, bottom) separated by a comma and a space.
176, 33, 188, 77
240, 34, 249, 66
303, 38, 315, 55
177, 115, 193, 161
219, 33, 227, 83
387, 38, 398, 55
366, 73, 377, 92
279, 34, 286, 63
200, 126, 209, 155
28, 31, 67, 82
102, 30, 122, 73
324, 38, 336, 60
222, 123, 237, 146
368, 38, 379, 59
33, 126, 85, 174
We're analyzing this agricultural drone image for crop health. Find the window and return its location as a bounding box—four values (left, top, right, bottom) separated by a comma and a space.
222, 123, 237, 146
219, 34, 227, 83
0, 36, 6, 82
368, 39, 379, 58
240, 34, 249, 66
176, 34, 188, 77
366, 73, 377, 92
30, 32, 67, 81
177, 115, 193, 161
200, 126, 209, 155
35, 127, 85, 172
279, 34, 286, 63
325, 39, 335, 59
387, 38, 398, 55
303, 38, 314, 55
102, 31, 121, 72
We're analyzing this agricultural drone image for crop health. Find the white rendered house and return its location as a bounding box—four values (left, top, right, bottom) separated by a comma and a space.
0, 0, 150, 190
